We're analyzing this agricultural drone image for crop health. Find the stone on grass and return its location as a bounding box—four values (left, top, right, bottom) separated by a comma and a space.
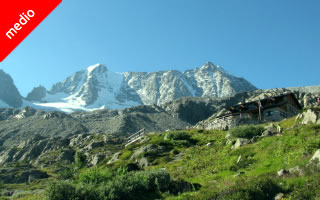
302, 109, 318, 124
206, 142, 213, 147
231, 138, 250, 149
107, 152, 121, 164
288, 166, 304, 176
274, 193, 284, 200
309, 149, 320, 164
277, 169, 289, 177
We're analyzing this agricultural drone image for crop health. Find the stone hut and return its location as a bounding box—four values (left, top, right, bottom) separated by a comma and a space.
206, 93, 302, 130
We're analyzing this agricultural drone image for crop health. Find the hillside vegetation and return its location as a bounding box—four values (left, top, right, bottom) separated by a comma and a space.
1, 109, 320, 200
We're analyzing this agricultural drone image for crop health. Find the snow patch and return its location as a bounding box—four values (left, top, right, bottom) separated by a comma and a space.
87, 64, 101, 74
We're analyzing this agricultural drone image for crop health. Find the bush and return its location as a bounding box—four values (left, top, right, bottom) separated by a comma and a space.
46, 182, 77, 200
166, 132, 192, 141
210, 177, 283, 200
125, 163, 140, 172
79, 167, 113, 185
46, 169, 185, 200
58, 164, 75, 180
46, 181, 102, 200
100, 170, 174, 200
229, 125, 264, 139
288, 173, 320, 199
165, 132, 197, 147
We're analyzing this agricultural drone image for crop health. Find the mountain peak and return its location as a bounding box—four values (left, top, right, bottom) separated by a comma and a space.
0, 69, 22, 108
87, 64, 107, 74
200, 61, 226, 73
205, 61, 215, 66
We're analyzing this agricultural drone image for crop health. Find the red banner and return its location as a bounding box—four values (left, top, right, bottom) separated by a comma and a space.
0, 0, 62, 62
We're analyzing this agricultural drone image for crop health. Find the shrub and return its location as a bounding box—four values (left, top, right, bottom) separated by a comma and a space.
166, 132, 191, 141
288, 174, 320, 200
210, 177, 283, 200
46, 181, 102, 200
58, 164, 75, 180
46, 182, 77, 200
125, 163, 140, 172
46, 169, 184, 200
100, 171, 171, 200
229, 125, 264, 139
165, 132, 197, 147
79, 167, 113, 185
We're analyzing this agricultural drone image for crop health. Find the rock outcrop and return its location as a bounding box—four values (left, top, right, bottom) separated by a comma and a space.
0, 70, 22, 108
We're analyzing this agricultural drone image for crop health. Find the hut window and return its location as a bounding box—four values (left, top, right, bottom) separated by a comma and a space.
280, 112, 288, 118
266, 111, 273, 116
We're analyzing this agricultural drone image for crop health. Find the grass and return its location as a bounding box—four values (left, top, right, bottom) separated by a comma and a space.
2, 109, 320, 199
120, 115, 320, 199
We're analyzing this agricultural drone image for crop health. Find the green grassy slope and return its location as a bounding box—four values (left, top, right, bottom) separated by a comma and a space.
5, 111, 320, 200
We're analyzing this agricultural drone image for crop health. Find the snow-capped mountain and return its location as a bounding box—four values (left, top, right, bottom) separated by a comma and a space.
123, 62, 256, 105
26, 62, 256, 112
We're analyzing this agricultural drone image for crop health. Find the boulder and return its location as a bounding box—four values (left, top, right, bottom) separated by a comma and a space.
86, 141, 104, 151
225, 132, 232, 139
130, 144, 159, 160
295, 113, 303, 120
302, 109, 318, 124
206, 142, 213, 147
14, 107, 36, 119
288, 166, 304, 176
309, 149, 320, 164
138, 157, 149, 167
274, 193, 284, 200
261, 130, 274, 137
262, 124, 276, 137
91, 154, 104, 166
236, 155, 242, 164
226, 138, 235, 145
277, 125, 282, 134
264, 123, 275, 130
277, 169, 289, 177
107, 152, 121, 164
233, 171, 245, 178
231, 138, 250, 149
250, 136, 259, 143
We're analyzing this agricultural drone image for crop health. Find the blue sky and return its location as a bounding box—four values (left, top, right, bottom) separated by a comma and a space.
0, 0, 319, 96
